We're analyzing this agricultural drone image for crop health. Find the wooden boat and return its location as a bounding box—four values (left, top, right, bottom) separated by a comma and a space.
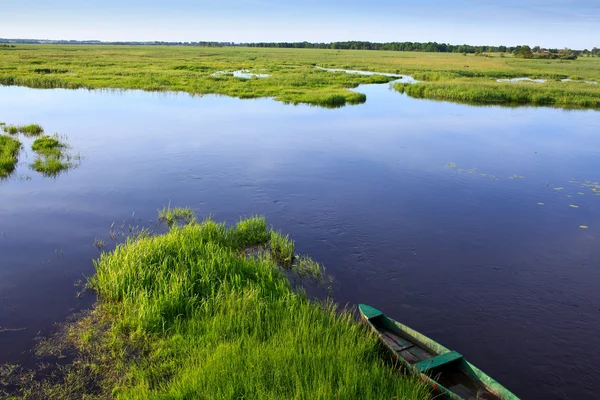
358, 304, 519, 400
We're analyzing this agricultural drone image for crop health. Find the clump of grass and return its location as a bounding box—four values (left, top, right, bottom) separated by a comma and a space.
17, 124, 44, 137
2, 125, 19, 135
1, 216, 427, 399
29, 134, 77, 177
270, 230, 295, 267
31, 135, 64, 157
3, 124, 44, 137
0, 135, 22, 179
234, 215, 270, 247
158, 205, 196, 227
30, 155, 72, 177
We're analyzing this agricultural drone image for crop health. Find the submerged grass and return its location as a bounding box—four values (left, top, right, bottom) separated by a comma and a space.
0, 135, 22, 178
157, 206, 196, 227
2, 214, 429, 399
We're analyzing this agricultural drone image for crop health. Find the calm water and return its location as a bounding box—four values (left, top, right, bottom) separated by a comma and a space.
1, 82, 600, 399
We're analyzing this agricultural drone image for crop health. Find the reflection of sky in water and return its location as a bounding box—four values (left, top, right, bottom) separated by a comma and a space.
1, 84, 600, 398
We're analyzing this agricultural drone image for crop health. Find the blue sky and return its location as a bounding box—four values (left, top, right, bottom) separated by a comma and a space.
2, 0, 599, 48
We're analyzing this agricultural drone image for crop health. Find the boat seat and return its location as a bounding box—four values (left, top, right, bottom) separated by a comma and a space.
414, 351, 463, 372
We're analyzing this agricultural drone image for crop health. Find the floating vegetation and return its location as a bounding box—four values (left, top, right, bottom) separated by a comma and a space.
578, 192, 585, 195
580, 225, 589, 229
569, 204, 580, 209
509, 174, 525, 180
554, 187, 564, 191
445, 163, 499, 181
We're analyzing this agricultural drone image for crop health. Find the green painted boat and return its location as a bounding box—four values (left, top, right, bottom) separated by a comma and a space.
358, 304, 519, 400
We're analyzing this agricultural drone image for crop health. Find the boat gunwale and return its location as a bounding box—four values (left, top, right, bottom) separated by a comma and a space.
358, 304, 519, 400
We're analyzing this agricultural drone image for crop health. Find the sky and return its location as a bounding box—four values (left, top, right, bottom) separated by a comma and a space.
2, 0, 599, 49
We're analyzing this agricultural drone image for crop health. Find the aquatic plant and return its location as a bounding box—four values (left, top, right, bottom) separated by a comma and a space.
31, 135, 64, 157
17, 124, 44, 137
2, 125, 18, 135
0, 135, 21, 178
158, 205, 196, 227
270, 230, 295, 267
30, 155, 72, 176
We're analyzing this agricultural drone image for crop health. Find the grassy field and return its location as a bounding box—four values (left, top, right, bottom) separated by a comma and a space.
1, 213, 430, 399
1, 45, 600, 108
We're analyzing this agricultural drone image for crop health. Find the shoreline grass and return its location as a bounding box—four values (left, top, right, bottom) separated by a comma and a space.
395, 78, 600, 108
1, 214, 429, 399
3, 45, 600, 109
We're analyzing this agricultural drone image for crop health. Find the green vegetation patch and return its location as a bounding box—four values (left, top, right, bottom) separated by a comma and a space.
2, 123, 44, 137
396, 79, 600, 108
31, 135, 64, 156
157, 205, 196, 227
29, 134, 75, 177
1, 214, 429, 399
0, 135, 21, 178
1, 45, 600, 109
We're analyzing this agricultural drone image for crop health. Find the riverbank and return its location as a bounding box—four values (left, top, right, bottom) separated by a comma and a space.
0, 213, 429, 399
2, 45, 600, 109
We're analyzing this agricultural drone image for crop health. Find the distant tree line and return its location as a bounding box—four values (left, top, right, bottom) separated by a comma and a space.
1, 38, 599, 56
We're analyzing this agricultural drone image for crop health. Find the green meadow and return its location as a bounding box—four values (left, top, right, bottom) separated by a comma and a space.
1, 214, 430, 399
1, 45, 600, 108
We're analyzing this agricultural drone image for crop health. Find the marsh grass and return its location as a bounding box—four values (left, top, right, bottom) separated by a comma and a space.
270, 230, 295, 267
0, 135, 22, 178
2, 45, 600, 109
2, 125, 19, 135
31, 135, 64, 157
29, 134, 77, 177
2, 124, 44, 137
396, 78, 600, 108
157, 205, 196, 227
1, 214, 430, 399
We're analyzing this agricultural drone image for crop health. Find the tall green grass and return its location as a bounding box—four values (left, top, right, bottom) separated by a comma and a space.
0, 135, 21, 178
396, 79, 600, 108
76, 215, 430, 399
